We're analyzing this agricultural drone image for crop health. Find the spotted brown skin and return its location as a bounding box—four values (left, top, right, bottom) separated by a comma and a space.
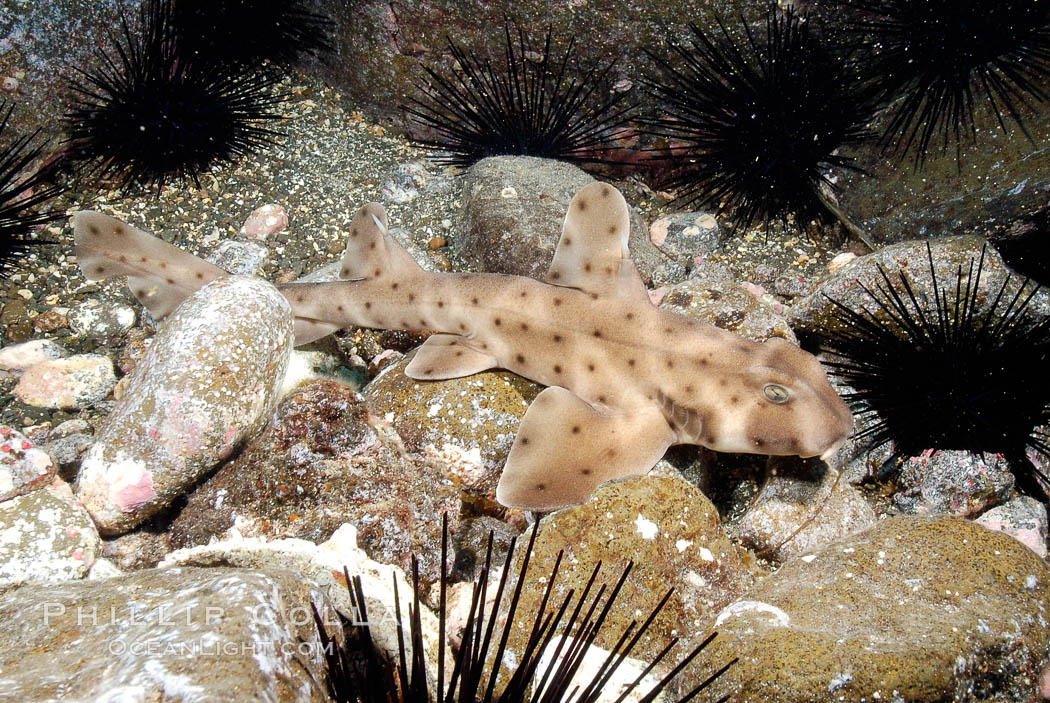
72, 182, 852, 511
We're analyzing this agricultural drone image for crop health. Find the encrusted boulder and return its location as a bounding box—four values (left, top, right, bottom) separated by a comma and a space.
75, 276, 292, 535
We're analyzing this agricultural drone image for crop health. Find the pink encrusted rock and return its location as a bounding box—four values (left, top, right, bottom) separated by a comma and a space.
239, 203, 289, 239
0, 425, 56, 502
13, 354, 116, 409
75, 276, 292, 535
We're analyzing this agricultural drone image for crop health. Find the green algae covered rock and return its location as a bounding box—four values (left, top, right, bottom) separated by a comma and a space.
705, 516, 1050, 702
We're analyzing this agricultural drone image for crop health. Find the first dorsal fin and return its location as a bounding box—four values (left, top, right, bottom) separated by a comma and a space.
72, 211, 226, 319
545, 182, 649, 302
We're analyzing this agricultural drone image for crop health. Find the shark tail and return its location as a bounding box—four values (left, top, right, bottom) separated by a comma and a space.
72, 211, 227, 320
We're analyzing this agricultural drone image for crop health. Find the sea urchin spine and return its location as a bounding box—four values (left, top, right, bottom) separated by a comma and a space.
642, 6, 877, 233
405, 25, 635, 167
64, 0, 285, 191
822, 244, 1050, 495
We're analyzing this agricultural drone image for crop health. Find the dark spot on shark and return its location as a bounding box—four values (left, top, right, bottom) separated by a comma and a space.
628, 358, 636, 367
516, 354, 525, 364
471, 297, 479, 305
577, 199, 587, 211
551, 271, 561, 280
88, 224, 100, 235
408, 293, 415, 302
374, 268, 381, 277
584, 262, 592, 272
601, 185, 611, 197
554, 364, 562, 373
494, 317, 502, 326
391, 282, 399, 290
553, 334, 562, 342
195, 272, 204, 280
592, 330, 601, 338
437, 301, 444, 308
587, 363, 595, 372
536, 483, 546, 491
159, 261, 167, 269
581, 468, 592, 475
520, 323, 529, 331
563, 237, 572, 246
351, 228, 359, 238
521, 436, 530, 445
572, 425, 581, 434
166, 278, 175, 285
607, 225, 616, 235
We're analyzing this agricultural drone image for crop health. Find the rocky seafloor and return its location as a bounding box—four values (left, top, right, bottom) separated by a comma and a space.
0, 68, 1049, 702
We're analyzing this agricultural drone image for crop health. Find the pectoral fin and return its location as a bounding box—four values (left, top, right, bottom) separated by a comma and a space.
496, 387, 675, 511
404, 334, 499, 380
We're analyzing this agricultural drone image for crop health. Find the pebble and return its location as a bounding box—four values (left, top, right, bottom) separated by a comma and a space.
894, 450, 1014, 516
0, 481, 100, 585
238, 202, 289, 239
0, 425, 55, 501
74, 276, 293, 535
975, 496, 1049, 558
0, 338, 68, 373
207, 239, 269, 275
67, 297, 137, 340
13, 354, 116, 409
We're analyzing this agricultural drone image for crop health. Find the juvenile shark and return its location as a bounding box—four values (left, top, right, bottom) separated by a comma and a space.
72, 182, 853, 511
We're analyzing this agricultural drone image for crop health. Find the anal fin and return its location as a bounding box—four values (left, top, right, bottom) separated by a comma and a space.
404, 334, 499, 380
496, 387, 675, 511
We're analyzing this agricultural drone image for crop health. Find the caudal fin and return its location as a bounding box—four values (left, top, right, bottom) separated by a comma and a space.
73, 202, 423, 346
72, 211, 225, 319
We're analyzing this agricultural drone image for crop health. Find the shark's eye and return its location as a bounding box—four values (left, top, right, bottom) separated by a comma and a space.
763, 384, 790, 403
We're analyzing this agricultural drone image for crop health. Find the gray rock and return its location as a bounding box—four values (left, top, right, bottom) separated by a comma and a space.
382, 160, 429, 203
0, 483, 100, 585
13, 354, 117, 409
161, 523, 446, 696
169, 379, 460, 589
894, 450, 1014, 517
0, 566, 334, 701
658, 276, 796, 344
975, 496, 1049, 558
68, 296, 137, 340
0, 338, 68, 373
701, 516, 1050, 702
75, 276, 293, 535
735, 456, 876, 562
207, 239, 269, 275
0, 425, 56, 501
456, 156, 680, 285
788, 235, 1050, 338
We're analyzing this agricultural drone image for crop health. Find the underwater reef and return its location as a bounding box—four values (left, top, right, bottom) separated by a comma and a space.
0, 0, 1048, 701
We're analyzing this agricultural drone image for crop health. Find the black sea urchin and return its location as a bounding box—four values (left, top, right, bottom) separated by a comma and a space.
821, 245, 1050, 495
841, 0, 1050, 165
170, 0, 334, 66
314, 515, 735, 702
641, 7, 877, 233
64, 0, 285, 191
0, 103, 64, 274
405, 26, 634, 167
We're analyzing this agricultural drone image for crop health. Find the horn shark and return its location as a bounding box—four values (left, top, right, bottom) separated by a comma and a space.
72, 182, 853, 511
